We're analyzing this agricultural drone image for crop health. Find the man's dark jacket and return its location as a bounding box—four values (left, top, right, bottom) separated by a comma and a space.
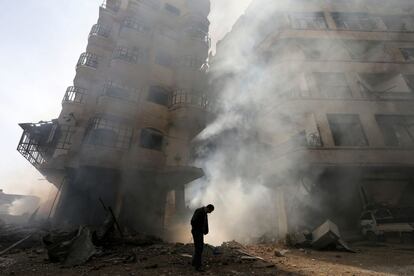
191, 207, 209, 234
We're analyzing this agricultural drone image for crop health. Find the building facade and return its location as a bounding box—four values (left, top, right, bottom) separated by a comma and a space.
211, 0, 414, 236
17, 0, 211, 235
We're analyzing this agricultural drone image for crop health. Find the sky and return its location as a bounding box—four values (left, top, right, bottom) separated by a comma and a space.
0, 0, 251, 204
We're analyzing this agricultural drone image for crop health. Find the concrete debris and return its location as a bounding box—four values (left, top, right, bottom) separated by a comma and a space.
311, 220, 341, 250
274, 249, 289, 257
63, 227, 97, 267
0, 257, 16, 268
311, 220, 356, 253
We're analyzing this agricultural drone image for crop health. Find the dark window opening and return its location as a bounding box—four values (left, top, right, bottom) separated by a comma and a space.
86, 117, 132, 149
164, 3, 180, 16
328, 114, 368, 146
376, 115, 414, 147
140, 128, 164, 151
103, 81, 136, 101
147, 86, 169, 106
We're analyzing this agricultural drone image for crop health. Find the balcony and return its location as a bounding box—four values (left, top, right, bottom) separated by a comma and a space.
77, 52, 98, 69
101, 0, 121, 13
62, 86, 86, 104
89, 24, 111, 39
170, 91, 209, 110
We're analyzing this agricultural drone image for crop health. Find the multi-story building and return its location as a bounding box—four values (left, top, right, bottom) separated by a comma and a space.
211, 0, 414, 236
17, 0, 211, 235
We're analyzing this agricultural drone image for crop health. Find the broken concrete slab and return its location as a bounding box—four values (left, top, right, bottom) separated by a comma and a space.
311, 220, 341, 250
64, 227, 97, 267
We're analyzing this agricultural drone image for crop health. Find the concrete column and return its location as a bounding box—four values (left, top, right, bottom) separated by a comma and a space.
175, 186, 186, 214
275, 187, 289, 237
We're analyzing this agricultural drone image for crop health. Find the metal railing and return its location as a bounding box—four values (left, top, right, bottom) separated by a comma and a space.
170, 91, 210, 110
89, 24, 110, 38
62, 86, 87, 104
77, 52, 98, 69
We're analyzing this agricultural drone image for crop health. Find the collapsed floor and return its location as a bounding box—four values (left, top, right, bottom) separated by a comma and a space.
1, 224, 414, 276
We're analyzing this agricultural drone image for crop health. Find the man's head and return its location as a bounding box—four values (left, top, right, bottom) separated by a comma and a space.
205, 204, 215, 213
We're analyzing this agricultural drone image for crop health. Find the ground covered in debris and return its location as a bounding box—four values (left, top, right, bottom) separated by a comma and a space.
2, 238, 414, 275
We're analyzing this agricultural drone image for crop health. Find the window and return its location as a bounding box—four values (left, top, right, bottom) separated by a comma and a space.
332, 13, 384, 31
313, 73, 352, 98
103, 81, 137, 101
358, 73, 411, 94
147, 86, 169, 106
382, 15, 414, 32
155, 51, 174, 67
328, 114, 368, 146
113, 47, 138, 63
289, 12, 327, 29
63, 86, 86, 104
297, 39, 347, 60
77, 52, 98, 68
400, 48, 414, 61
164, 3, 180, 16
140, 128, 164, 151
122, 17, 151, 33
376, 115, 414, 147
343, 40, 389, 61
86, 117, 132, 149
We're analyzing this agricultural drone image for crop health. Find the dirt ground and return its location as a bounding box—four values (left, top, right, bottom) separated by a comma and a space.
1, 241, 414, 276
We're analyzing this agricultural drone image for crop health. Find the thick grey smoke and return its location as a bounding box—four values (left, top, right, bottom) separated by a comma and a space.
187, 0, 408, 245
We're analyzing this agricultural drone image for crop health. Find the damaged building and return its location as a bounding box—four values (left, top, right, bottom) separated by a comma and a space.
17, 0, 212, 236
210, 0, 414, 238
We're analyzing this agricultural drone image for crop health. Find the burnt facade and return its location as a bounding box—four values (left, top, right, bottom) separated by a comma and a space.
17, 0, 212, 235
211, 0, 414, 235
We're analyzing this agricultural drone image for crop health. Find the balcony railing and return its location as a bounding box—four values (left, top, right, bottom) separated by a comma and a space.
63, 86, 87, 104
89, 24, 111, 38
17, 121, 56, 167
170, 91, 209, 109
101, 0, 121, 12
77, 52, 98, 69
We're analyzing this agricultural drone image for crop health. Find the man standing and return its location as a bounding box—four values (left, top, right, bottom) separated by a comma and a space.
191, 204, 214, 271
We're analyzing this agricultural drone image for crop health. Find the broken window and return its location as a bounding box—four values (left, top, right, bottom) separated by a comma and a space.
155, 51, 174, 68
63, 86, 86, 104
289, 12, 327, 29
328, 114, 368, 146
77, 52, 98, 68
382, 15, 414, 32
376, 115, 414, 147
147, 86, 169, 106
86, 117, 132, 149
400, 48, 414, 61
358, 73, 412, 94
332, 13, 385, 31
164, 3, 180, 16
122, 17, 151, 33
313, 72, 352, 98
103, 81, 137, 101
140, 128, 164, 151
343, 40, 389, 61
